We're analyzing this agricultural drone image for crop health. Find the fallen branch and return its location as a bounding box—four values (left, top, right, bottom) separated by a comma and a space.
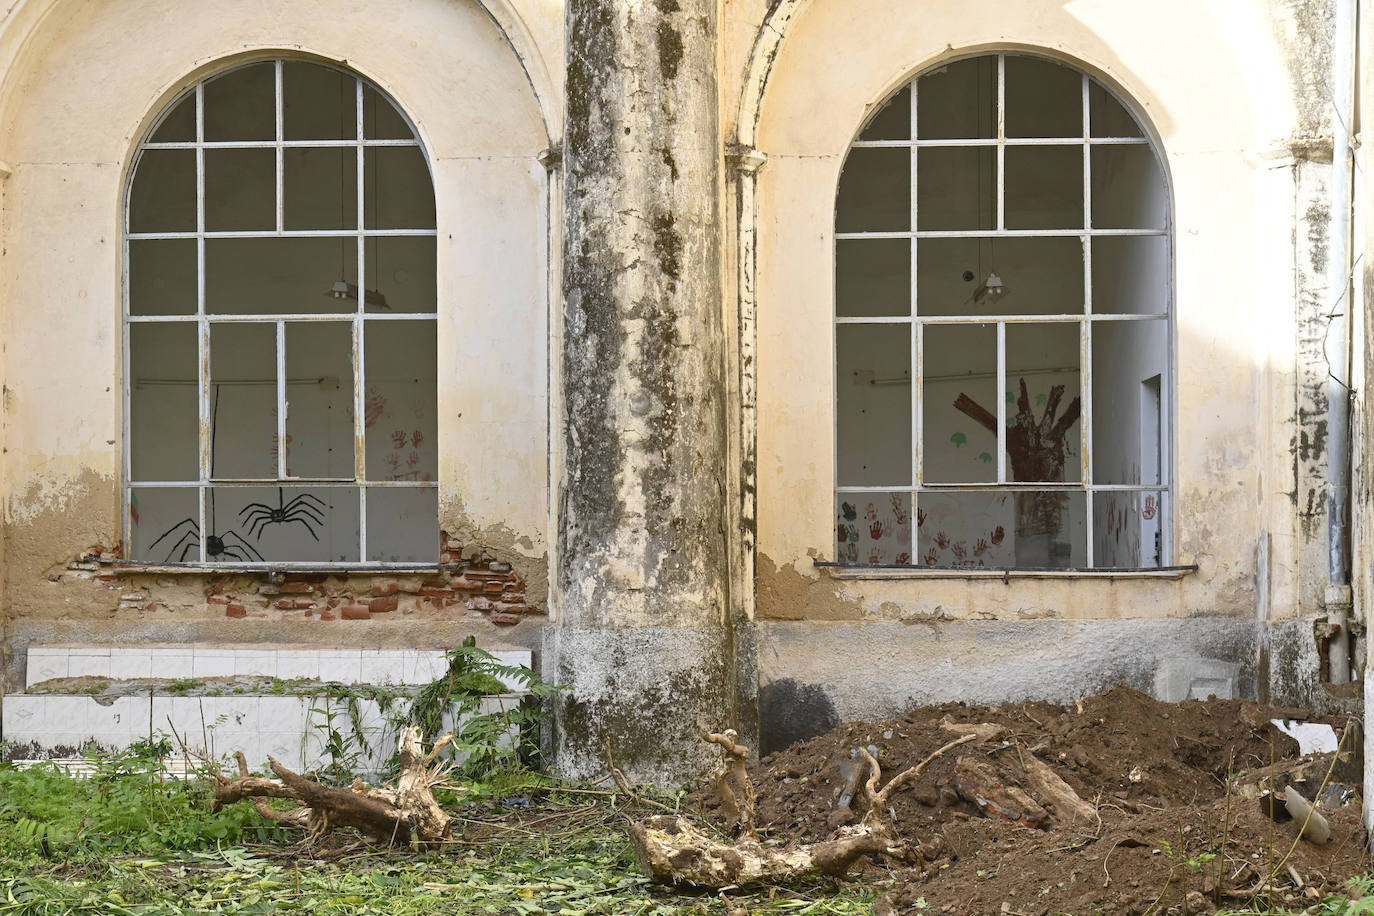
628, 732, 976, 886
208, 725, 454, 847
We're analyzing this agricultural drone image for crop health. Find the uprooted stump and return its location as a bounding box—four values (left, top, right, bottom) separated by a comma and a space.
626, 730, 976, 887
207, 725, 454, 847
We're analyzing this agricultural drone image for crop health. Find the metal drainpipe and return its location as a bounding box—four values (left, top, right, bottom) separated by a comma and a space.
1326, 0, 1357, 684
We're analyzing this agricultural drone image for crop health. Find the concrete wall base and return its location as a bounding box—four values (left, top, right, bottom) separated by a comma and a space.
544, 624, 741, 786
754, 617, 1330, 755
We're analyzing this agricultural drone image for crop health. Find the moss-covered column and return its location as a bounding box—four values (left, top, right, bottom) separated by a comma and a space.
546, 0, 738, 785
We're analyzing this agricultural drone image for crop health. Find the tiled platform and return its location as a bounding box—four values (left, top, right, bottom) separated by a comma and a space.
5, 644, 532, 775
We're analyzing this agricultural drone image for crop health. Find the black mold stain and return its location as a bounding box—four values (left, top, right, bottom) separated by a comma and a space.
651, 211, 682, 281
657, 21, 684, 80
759, 678, 840, 755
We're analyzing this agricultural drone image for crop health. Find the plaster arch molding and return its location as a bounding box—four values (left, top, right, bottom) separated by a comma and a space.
0, 0, 558, 164
739, 0, 1289, 158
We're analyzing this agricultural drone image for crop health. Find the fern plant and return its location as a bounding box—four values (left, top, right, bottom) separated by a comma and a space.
399, 636, 560, 778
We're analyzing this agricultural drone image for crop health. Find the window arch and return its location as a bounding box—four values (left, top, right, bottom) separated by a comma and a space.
834, 53, 1170, 570
125, 58, 438, 566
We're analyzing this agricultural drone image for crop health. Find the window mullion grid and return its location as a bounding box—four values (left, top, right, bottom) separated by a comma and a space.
276, 321, 288, 479
354, 77, 369, 563
1080, 74, 1095, 567
996, 323, 1006, 484
195, 79, 210, 564
909, 77, 920, 509
996, 55, 1005, 232
275, 61, 284, 234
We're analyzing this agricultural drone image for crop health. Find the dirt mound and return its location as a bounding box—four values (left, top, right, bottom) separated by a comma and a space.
700, 687, 1368, 914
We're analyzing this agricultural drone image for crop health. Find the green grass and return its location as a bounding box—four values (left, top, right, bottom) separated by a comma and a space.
0, 760, 876, 915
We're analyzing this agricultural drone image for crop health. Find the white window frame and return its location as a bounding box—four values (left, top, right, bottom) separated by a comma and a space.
123, 58, 439, 569
833, 52, 1173, 570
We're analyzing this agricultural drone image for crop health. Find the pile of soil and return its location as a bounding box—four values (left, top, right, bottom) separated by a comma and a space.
701, 688, 1368, 915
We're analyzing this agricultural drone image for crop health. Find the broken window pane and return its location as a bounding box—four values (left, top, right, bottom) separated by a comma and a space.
923, 323, 996, 483
209, 322, 277, 479
1092, 145, 1167, 230
364, 320, 437, 483
285, 147, 358, 231
837, 239, 910, 318
128, 150, 196, 233
366, 488, 438, 562
837, 323, 911, 487
227, 484, 359, 562
917, 147, 995, 231
365, 237, 437, 313
1089, 81, 1143, 139
203, 62, 275, 141
1004, 145, 1082, 230
206, 237, 357, 315
1005, 322, 1081, 483
285, 322, 355, 478
916, 57, 995, 140
129, 239, 197, 316
363, 86, 415, 140
837, 148, 910, 233
858, 85, 909, 142
284, 62, 356, 141
836, 491, 913, 565
1091, 237, 1169, 315
130, 322, 198, 481
917, 237, 1084, 317
149, 92, 196, 143
1091, 319, 1168, 485
130, 487, 200, 562
1004, 56, 1082, 138
1093, 490, 1166, 568
364, 147, 435, 230
204, 148, 275, 231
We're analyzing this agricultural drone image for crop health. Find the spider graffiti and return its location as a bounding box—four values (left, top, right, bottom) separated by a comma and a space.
148, 519, 265, 563
239, 488, 327, 541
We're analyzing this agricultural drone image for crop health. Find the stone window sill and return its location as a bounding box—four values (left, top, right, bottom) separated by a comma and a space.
814, 561, 1198, 581
86, 558, 449, 575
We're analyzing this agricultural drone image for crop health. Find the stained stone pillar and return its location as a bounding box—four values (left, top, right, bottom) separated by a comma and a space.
546, 0, 741, 785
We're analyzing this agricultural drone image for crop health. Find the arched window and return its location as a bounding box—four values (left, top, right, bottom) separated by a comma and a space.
834, 53, 1170, 570
125, 59, 438, 566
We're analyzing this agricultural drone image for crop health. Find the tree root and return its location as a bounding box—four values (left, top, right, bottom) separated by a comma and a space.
627, 732, 976, 887
205, 725, 454, 847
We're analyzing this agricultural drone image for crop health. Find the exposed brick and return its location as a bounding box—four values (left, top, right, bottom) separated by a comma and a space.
495, 603, 532, 615
341, 604, 371, 620
225, 603, 247, 618
420, 587, 454, 599
276, 598, 294, 610
292, 599, 317, 610
369, 595, 398, 613
281, 583, 314, 594
207, 595, 232, 605
489, 612, 521, 625
449, 577, 482, 592
464, 571, 506, 581
502, 591, 527, 603
488, 561, 512, 573
483, 581, 507, 595
371, 582, 399, 597
467, 596, 493, 611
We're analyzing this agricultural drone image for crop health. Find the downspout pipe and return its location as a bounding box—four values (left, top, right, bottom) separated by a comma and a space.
1327, 0, 1357, 684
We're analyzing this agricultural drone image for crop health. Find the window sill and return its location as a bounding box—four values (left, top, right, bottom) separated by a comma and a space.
814, 560, 1198, 581
88, 558, 450, 575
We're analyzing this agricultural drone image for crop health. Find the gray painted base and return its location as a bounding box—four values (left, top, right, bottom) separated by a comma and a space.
543, 624, 744, 787
756, 617, 1336, 754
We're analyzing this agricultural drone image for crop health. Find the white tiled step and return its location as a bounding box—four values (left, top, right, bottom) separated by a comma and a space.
2, 693, 521, 775
25, 645, 532, 689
